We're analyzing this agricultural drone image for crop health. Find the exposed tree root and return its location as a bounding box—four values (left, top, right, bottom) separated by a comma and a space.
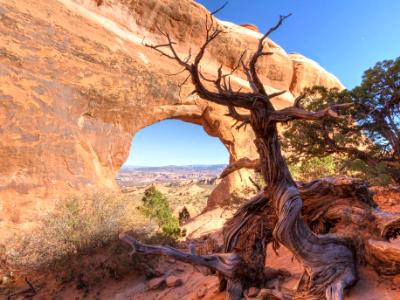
299, 177, 400, 276
120, 192, 290, 300
119, 233, 242, 279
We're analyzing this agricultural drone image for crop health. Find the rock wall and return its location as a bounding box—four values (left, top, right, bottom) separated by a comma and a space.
0, 0, 342, 232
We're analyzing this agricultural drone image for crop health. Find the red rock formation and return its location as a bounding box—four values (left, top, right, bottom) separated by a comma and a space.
0, 0, 342, 238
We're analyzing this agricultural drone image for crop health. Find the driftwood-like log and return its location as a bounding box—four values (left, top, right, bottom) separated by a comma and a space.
119, 233, 242, 279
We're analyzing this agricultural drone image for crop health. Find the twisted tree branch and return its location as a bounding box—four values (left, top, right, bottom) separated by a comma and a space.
270, 103, 353, 122
220, 158, 260, 178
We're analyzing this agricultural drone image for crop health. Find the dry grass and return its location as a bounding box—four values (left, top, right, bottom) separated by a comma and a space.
3, 191, 151, 272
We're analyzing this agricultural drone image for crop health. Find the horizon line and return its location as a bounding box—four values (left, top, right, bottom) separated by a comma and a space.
122, 163, 228, 168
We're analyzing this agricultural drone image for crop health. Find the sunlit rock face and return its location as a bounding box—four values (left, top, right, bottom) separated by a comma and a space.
0, 0, 342, 233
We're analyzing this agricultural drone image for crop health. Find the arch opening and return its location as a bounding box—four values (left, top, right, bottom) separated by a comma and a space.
116, 119, 230, 214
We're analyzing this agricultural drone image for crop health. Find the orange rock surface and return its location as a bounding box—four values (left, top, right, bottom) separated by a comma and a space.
0, 0, 342, 237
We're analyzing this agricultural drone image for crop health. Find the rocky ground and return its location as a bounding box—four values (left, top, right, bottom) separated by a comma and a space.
2, 186, 400, 299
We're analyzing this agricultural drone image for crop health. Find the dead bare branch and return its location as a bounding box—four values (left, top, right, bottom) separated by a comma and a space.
293, 94, 306, 108
270, 103, 353, 122
247, 14, 291, 98
210, 1, 229, 16
119, 233, 241, 279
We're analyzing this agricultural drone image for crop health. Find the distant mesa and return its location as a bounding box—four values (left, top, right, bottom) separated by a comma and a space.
116, 164, 225, 187
120, 164, 227, 172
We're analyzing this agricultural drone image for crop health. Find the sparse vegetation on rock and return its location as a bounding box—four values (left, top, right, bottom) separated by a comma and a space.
3, 191, 148, 271
1, 0, 399, 299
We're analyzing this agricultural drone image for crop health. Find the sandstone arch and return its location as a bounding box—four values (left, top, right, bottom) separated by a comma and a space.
116, 100, 260, 210
0, 0, 342, 238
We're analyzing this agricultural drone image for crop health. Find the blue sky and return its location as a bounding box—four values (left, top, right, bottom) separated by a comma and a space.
124, 120, 229, 166
125, 0, 400, 167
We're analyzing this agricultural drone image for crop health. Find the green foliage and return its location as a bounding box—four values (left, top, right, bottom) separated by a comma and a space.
283, 57, 400, 185
289, 156, 338, 182
141, 186, 181, 239
342, 159, 392, 186
352, 58, 400, 153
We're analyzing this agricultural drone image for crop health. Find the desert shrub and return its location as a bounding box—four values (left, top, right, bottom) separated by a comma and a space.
43, 192, 139, 252
288, 155, 392, 185
342, 159, 392, 186
4, 191, 149, 271
140, 186, 181, 239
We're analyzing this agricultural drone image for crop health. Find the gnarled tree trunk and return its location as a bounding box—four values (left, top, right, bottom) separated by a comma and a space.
251, 116, 356, 300
120, 176, 400, 299
119, 12, 400, 300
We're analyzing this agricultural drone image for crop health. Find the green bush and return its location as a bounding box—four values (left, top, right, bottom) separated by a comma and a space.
140, 186, 180, 239
288, 154, 392, 186
342, 159, 392, 186
289, 156, 338, 182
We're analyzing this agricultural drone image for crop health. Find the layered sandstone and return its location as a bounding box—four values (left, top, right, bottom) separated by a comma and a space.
0, 0, 342, 234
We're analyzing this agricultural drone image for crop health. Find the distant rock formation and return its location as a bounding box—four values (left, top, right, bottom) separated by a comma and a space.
0, 0, 342, 236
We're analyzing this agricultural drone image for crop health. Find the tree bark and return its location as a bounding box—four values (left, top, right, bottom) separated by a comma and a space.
120, 177, 400, 299
250, 109, 357, 300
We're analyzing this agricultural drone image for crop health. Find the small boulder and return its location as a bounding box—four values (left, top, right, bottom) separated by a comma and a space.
247, 287, 260, 298
148, 277, 165, 290
196, 288, 207, 298
165, 275, 183, 288
186, 291, 198, 300
143, 265, 164, 279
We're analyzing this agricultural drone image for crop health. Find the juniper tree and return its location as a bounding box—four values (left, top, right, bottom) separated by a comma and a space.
119, 13, 400, 300
283, 58, 400, 184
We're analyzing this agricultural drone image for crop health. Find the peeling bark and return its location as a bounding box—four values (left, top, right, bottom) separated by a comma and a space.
251, 121, 357, 300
